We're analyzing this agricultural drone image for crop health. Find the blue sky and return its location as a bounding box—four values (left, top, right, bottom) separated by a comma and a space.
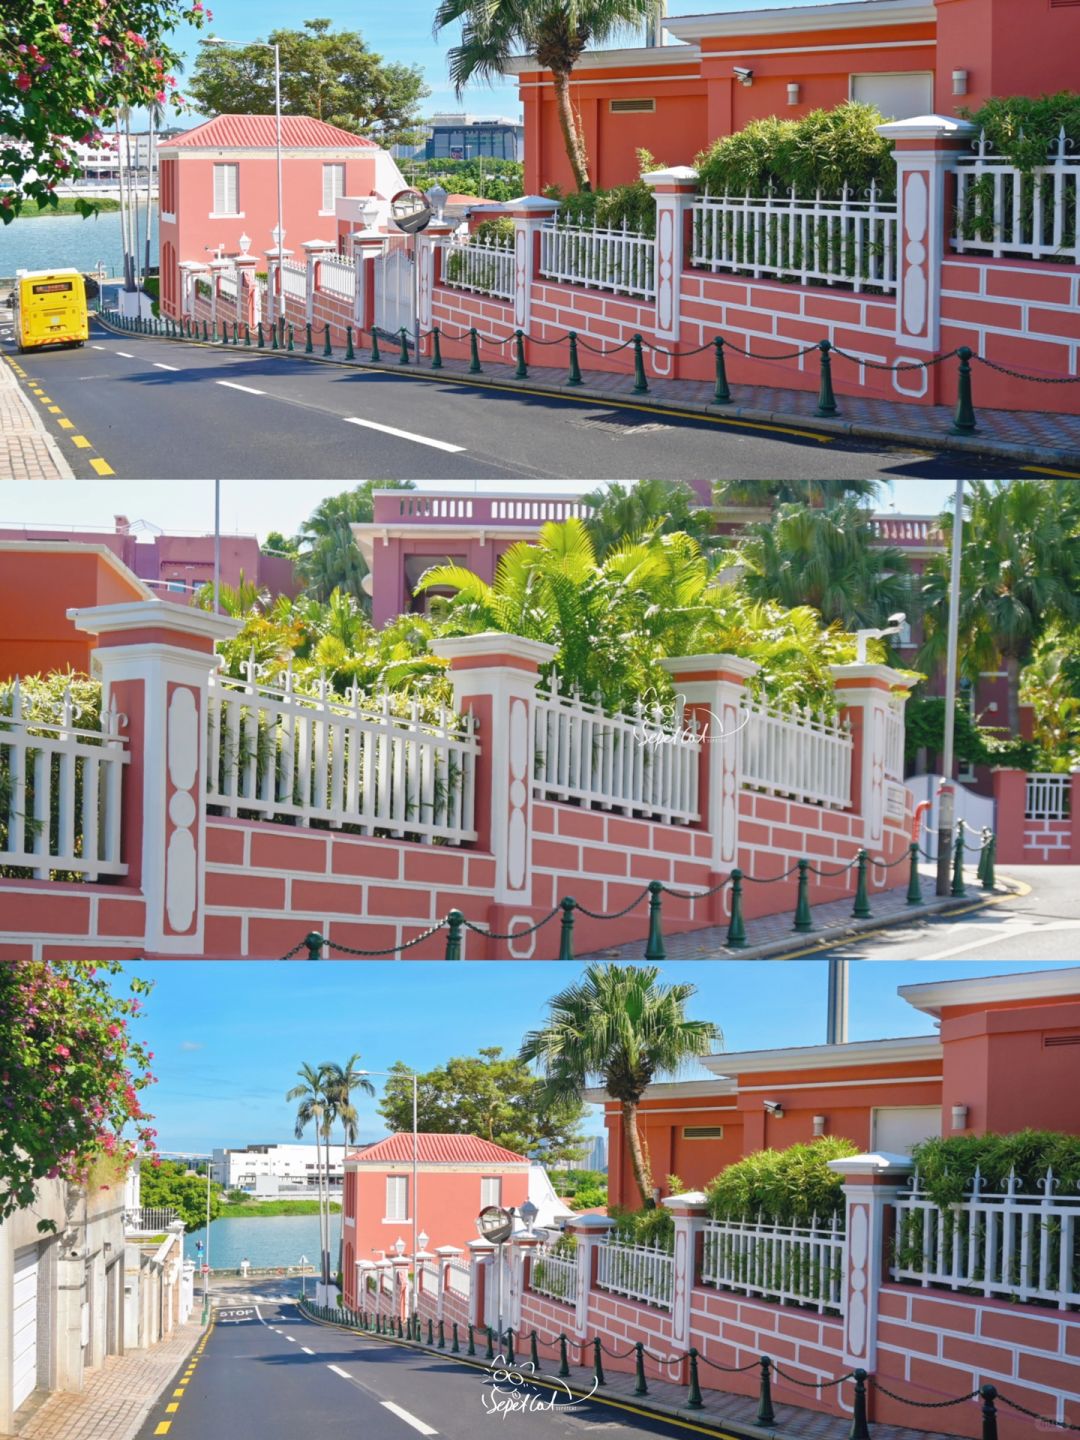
116, 959, 1068, 1155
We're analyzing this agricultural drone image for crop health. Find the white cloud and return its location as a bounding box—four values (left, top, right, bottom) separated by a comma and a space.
179, 1040, 206, 1052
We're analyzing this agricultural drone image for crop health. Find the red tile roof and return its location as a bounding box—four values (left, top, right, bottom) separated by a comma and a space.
348, 1134, 528, 1165
170, 115, 378, 150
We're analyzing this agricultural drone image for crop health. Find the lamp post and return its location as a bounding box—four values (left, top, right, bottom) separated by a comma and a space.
358, 1069, 419, 1316
937, 480, 966, 895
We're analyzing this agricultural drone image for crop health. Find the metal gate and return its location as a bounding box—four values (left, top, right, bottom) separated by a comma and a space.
374, 246, 415, 339
13, 1246, 39, 1411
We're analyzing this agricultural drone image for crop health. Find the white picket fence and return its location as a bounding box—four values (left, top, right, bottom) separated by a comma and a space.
954, 129, 1080, 265
1026, 772, 1072, 821
446, 1258, 471, 1297
217, 270, 238, 299
701, 1215, 846, 1315
740, 697, 852, 809
539, 215, 656, 299
891, 1170, 1080, 1310
596, 1239, 674, 1311
0, 680, 128, 879
884, 698, 905, 782
317, 256, 357, 300
125, 1207, 180, 1233
691, 185, 898, 293
279, 261, 308, 300
529, 1244, 578, 1304
442, 234, 515, 301
533, 676, 701, 825
205, 661, 479, 845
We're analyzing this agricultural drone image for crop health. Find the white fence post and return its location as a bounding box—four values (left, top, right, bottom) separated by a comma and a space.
509, 1233, 541, 1332
303, 240, 336, 324
564, 1214, 614, 1341
496, 196, 561, 336
829, 1152, 913, 1373
416, 222, 455, 346
468, 1239, 496, 1331
662, 1192, 709, 1350
829, 663, 913, 851
643, 167, 698, 368
435, 1245, 463, 1322
876, 115, 976, 355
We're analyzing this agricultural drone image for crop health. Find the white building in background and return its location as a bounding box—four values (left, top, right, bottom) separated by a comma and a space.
211, 1143, 350, 1193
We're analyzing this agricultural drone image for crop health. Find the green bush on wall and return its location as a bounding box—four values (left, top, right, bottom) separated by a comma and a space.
909, 1130, 1080, 1207
706, 1138, 860, 1224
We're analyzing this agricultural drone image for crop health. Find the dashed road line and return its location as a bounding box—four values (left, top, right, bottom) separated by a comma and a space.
154, 362, 180, 371
302, 1346, 315, 1354
116, 351, 135, 358
381, 1400, 439, 1434
216, 379, 266, 395
342, 416, 465, 452
329, 1364, 352, 1379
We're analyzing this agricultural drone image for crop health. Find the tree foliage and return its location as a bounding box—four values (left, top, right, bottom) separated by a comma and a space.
187, 18, 428, 147
403, 157, 523, 203
293, 480, 415, 605
141, 1159, 223, 1231
580, 479, 715, 558
2, 0, 206, 221
909, 1131, 1080, 1209
378, 1047, 586, 1163
903, 696, 1037, 771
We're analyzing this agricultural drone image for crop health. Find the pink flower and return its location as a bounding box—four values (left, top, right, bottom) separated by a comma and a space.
56, 1045, 70, 1057
15, 72, 31, 92
57, 23, 73, 42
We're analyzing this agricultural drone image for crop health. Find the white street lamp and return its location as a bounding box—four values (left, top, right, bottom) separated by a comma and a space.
417, 1231, 429, 1252
393, 1237, 407, 1257
300, 1254, 308, 1300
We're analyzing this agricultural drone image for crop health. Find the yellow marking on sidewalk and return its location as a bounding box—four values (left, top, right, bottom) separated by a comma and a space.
71, 435, 92, 448
58, 418, 74, 429
90, 457, 115, 475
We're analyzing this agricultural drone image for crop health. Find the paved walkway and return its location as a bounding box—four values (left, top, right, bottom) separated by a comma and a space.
0, 353, 73, 479
9, 1319, 202, 1440
581, 864, 997, 960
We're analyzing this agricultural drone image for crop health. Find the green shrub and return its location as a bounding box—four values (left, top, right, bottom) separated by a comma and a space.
608, 1204, 675, 1251
909, 1130, 1080, 1208
706, 1138, 859, 1224
444, 217, 515, 293
963, 92, 1080, 174
904, 696, 1039, 771
543, 180, 657, 237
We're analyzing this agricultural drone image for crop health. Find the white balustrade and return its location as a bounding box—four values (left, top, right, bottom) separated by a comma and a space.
954, 129, 1080, 265
317, 256, 357, 300
1026, 773, 1072, 821
125, 1207, 181, 1233
596, 1239, 674, 1311
0, 679, 128, 879
891, 1169, 1080, 1310
490, 498, 592, 522
740, 696, 852, 810
280, 261, 308, 300
691, 185, 898, 293
533, 675, 701, 825
701, 1215, 845, 1314
446, 1258, 471, 1297
206, 660, 479, 845
539, 215, 656, 299
442, 234, 515, 301
529, 1244, 577, 1303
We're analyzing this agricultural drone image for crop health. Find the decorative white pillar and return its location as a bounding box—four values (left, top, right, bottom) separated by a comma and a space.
233, 253, 260, 330
468, 1238, 496, 1329
69, 600, 241, 955
490, 196, 561, 334
508, 1232, 541, 1332
876, 116, 976, 355
563, 1214, 614, 1340
828, 1152, 914, 1371
416, 221, 456, 348
434, 1244, 462, 1322
391, 1255, 411, 1322
302, 239, 337, 323
829, 663, 913, 850
208, 257, 233, 327
178, 261, 209, 320
643, 167, 699, 376
264, 244, 295, 326
661, 1192, 709, 1352
355, 1259, 375, 1312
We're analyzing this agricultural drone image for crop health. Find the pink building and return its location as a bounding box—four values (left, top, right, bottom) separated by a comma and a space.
157, 114, 406, 321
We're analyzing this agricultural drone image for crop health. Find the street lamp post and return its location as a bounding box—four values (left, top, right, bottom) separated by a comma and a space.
937, 479, 966, 895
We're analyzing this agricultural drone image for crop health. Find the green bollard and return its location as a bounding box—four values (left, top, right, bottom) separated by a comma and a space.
514, 329, 527, 379
202, 319, 209, 342
371, 329, 381, 363
952, 345, 977, 434
557, 1334, 570, 1379
444, 910, 464, 960
244, 324, 251, 347
467, 1324, 476, 1357
557, 896, 576, 960
713, 336, 732, 404
567, 331, 583, 386
212, 320, 220, 344
980, 1383, 998, 1440
232, 322, 239, 345
634, 1342, 648, 1397
504, 1328, 514, 1365
271, 320, 279, 350
431, 326, 443, 369
287, 324, 295, 352
438, 1319, 445, 1349
906, 842, 923, 905
399, 327, 410, 364
468, 327, 482, 374
345, 325, 355, 361
397, 1315, 404, 1339
849, 1369, 871, 1440
530, 1330, 540, 1372
427, 1317, 434, 1346
852, 848, 872, 920
793, 858, 813, 933
952, 824, 967, 896
726, 869, 747, 949
632, 333, 649, 393
815, 338, 839, 417
976, 828, 989, 886
756, 1357, 776, 1426
324, 323, 332, 357
485, 1327, 494, 1362
644, 880, 666, 960
983, 834, 996, 891
593, 1338, 605, 1387
305, 322, 313, 355
686, 1349, 704, 1410
452, 1323, 459, 1354
304, 932, 325, 960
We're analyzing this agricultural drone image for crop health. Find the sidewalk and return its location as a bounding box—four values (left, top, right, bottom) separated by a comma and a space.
94, 314, 1080, 469
581, 864, 1005, 960
0, 354, 73, 479
8, 1319, 203, 1440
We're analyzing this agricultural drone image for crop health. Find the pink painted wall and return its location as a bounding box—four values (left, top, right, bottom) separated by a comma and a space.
344, 1162, 529, 1263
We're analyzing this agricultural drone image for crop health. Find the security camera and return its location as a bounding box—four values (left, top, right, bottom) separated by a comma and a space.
733, 66, 754, 86
763, 1099, 784, 1117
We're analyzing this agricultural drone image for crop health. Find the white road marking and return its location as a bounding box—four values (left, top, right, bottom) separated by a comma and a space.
343, 417, 464, 453
286, 1335, 297, 1342
926, 918, 1080, 962
381, 1400, 438, 1435
91, 345, 106, 351
329, 1364, 352, 1379
302, 1346, 315, 1355
116, 351, 135, 359
217, 380, 266, 395
154, 362, 180, 372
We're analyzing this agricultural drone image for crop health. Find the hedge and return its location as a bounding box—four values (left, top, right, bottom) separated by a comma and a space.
909, 1130, 1080, 1207
706, 1138, 859, 1224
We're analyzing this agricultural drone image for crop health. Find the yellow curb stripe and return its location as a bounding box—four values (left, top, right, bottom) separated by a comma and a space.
58, 418, 74, 430
1021, 464, 1080, 479
166, 1403, 179, 1412
173, 1388, 186, 1396
48, 405, 62, 413
154, 1426, 171, 1436
89, 457, 115, 475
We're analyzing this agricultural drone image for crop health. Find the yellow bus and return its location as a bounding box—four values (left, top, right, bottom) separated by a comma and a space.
13, 268, 89, 352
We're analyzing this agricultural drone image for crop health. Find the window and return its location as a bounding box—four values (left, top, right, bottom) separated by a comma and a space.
849, 72, 933, 121
322, 162, 346, 212
610, 98, 655, 114
682, 1126, 724, 1140
480, 1176, 502, 1208
212, 163, 239, 216
385, 1175, 408, 1221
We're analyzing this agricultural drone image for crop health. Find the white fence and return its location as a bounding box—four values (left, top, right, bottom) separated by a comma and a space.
0, 680, 128, 880
891, 1170, 1080, 1311
217, 270, 238, 299
533, 676, 701, 825
691, 186, 898, 293
125, 1207, 181, 1233
446, 1258, 471, 1297
1026, 772, 1072, 821
279, 261, 308, 300
596, 1239, 674, 1310
954, 129, 1080, 266
316, 256, 357, 300
205, 662, 479, 845
442, 234, 515, 301
701, 1215, 845, 1315
883, 698, 905, 782
740, 697, 852, 810
539, 216, 656, 299
529, 1244, 578, 1304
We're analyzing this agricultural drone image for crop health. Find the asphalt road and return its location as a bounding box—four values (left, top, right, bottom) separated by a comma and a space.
137, 1291, 736, 1440
1, 319, 1041, 480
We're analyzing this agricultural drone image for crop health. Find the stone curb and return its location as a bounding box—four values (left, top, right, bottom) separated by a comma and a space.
90, 317, 1080, 470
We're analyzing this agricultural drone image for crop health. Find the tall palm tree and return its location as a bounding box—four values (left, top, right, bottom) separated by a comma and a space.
286, 1063, 331, 1288
432, 0, 655, 192
296, 481, 415, 604
520, 964, 720, 1207
713, 481, 879, 509
580, 479, 716, 559
321, 1054, 375, 1286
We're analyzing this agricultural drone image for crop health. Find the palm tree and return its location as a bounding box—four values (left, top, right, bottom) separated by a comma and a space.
580, 479, 716, 559
520, 964, 720, 1206
918, 481, 1080, 737
713, 481, 879, 509
733, 497, 911, 630
286, 1063, 331, 1288
321, 1054, 375, 1288
432, 0, 655, 192
296, 481, 415, 604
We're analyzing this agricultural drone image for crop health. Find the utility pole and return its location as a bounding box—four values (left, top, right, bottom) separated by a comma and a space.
937, 480, 965, 894
826, 957, 849, 1044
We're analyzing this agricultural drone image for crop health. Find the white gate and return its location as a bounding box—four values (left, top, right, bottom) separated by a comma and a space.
13, 1246, 39, 1411
374, 246, 415, 339
905, 774, 994, 860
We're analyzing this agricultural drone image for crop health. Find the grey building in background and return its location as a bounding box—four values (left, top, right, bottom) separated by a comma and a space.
393, 113, 524, 163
